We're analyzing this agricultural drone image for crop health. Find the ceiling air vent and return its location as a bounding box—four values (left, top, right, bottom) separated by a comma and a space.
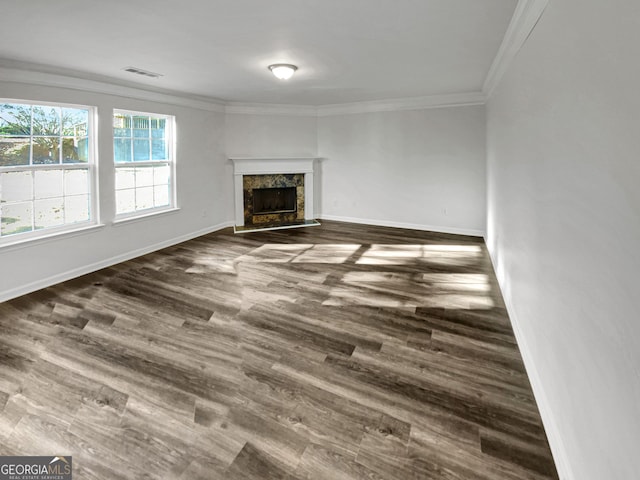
123, 66, 163, 78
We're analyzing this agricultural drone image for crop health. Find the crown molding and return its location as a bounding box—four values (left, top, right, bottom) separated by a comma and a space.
225, 102, 317, 116
316, 92, 486, 117
483, 0, 549, 98
0, 60, 226, 113
225, 92, 486, 117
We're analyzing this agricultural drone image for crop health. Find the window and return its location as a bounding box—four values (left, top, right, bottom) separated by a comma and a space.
113, 110, 174, 218
0, 101, 95, 243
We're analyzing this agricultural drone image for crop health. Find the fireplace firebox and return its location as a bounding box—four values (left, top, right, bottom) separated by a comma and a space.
253, 187, 297, 215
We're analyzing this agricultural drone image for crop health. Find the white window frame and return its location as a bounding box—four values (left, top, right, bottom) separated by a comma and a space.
112, 109, 176, 221
0, 99, 99, 247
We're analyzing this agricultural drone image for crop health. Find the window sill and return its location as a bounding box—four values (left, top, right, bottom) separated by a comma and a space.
112, 207, 181, 226
0, 223, 106, 252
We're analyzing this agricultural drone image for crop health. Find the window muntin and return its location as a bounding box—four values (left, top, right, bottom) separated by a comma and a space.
113, 111, 174, 217
0, 101, 95, 242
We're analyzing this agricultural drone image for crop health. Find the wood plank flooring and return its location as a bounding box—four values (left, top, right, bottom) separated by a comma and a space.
0, 220, 558, 479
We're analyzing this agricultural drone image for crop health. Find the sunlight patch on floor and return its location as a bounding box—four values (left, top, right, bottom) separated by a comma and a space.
322, 290, 494, 309
356, 244, 482, 266
186, 256, 238, 274
292, 244, 362, 264
238, 243, 482, 266
239, 244, 361, 264
234, 243, 493, 309
237, 244, 315, 263
326, 272, 494, 309
421, 273, 491, 293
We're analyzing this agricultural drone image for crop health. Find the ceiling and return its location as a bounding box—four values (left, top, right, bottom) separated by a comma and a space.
0, 0, 517, 106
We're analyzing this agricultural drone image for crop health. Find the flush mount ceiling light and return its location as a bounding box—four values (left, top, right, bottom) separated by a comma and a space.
268, 64, 298, 80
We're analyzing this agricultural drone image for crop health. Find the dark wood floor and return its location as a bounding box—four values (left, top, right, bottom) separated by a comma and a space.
0, 220, 558, 479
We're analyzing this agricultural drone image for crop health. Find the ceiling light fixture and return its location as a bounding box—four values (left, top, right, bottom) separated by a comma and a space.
268, 64, 298, 80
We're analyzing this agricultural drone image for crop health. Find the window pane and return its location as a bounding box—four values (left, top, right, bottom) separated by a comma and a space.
114, 138, 132, 162
62, 137, 89, 163
62, 108, 88, 137
64, 194, 89, 223
153, 164, 170, 185
135, 166, 154, 187
32, 137, 60, 164
154, 184, 169, 207
133, 116, 149, 130
115, 167, 135, 190
64, 169, 89, 196
150, 117, 165, 131
133, 139, 150, 161
151, 139, 167, 160
75, 137, 89, 162
0, 103, 31, 135
32, 105, 61, 136
34, 197, 64, 229
0, 101, 95, 242
0, 138, 30, 166
113, 114, 131, 137
113, 111, 173, 217
135, 186, 154, 210
1, 202, 33, 236
34, 169, 63, 199
116, 189, 136, 215
0, 171, 32, 202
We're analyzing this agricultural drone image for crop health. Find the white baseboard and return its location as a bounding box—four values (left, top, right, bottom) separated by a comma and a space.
486, 247, 574, 480
319, 214, 485, 237
0, 221, 234, 303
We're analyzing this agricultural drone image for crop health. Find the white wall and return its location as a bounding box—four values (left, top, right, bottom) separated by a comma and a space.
486, 0, 640, 478
0, 78, 231, 301
225, 113, 317, 158
318, 106, 486, 236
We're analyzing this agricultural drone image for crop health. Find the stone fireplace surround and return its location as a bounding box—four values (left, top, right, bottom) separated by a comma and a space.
230, 157, 318, 232
243, 173, 304, 227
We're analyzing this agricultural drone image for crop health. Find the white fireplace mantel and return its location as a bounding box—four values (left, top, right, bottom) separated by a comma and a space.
229, 157, 318, 228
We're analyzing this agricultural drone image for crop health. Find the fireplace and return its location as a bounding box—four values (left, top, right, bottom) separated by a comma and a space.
242, 173, 304, 227
230, 157, 320, 233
